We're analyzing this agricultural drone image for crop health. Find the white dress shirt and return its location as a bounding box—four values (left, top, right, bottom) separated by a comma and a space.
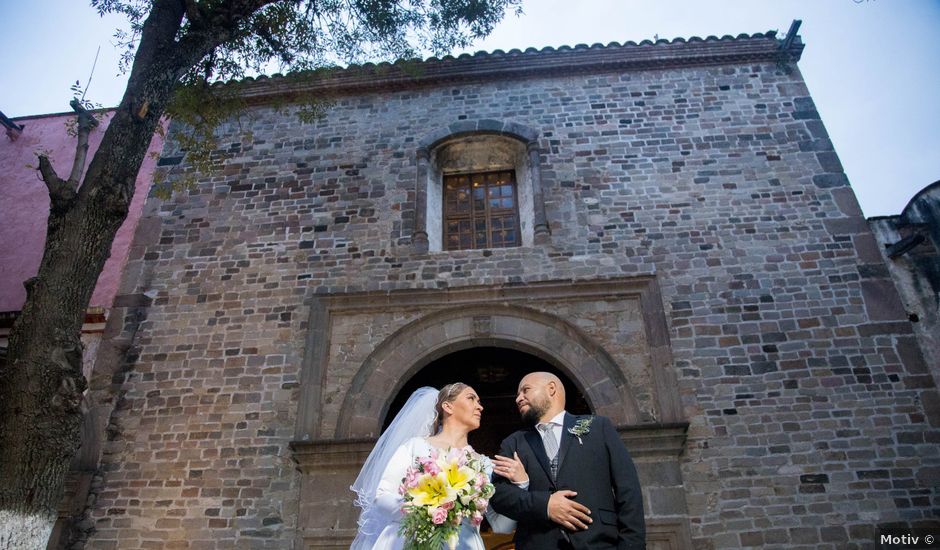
513, 411, 567, 490
538, 410, 567, 456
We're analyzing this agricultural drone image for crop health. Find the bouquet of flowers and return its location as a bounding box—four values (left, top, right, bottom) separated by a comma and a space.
398, 447, 495, 550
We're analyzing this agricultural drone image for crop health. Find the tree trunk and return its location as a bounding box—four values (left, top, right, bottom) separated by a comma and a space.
0, 106, 171, 550
0, 2, 190, 547
0, 0, 284, 543
0, 174, 129, 549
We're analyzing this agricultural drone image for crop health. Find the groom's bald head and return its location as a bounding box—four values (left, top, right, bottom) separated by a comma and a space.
526, 372, 566, 401
516, 371, 566, 424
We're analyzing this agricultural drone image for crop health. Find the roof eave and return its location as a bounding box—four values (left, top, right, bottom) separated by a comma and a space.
226, 32, 803, 105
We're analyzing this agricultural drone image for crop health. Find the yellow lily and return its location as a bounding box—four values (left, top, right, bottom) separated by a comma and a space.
441, 460, 475, 493
408, 472, 457, 507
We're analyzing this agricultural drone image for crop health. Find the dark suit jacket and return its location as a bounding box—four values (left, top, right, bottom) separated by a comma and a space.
490, 413, 645, 550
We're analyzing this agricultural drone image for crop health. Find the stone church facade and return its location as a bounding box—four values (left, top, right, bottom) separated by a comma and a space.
70, 30, 938, 549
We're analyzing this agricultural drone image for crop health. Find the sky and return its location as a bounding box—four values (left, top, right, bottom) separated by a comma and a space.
1, 1, 938, 217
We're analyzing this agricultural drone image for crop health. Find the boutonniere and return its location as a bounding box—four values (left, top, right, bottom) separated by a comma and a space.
568, 417, 594, 444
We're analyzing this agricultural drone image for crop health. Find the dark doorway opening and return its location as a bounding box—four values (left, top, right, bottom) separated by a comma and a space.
383, 346, 591, 460
383, 346, 592, 549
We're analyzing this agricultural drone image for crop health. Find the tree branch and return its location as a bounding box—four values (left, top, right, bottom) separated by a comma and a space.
252, 18, 292, 62
37, 154, 62, 187
38, 154, 78, 210
173, 0, 281, 72
67, 99, 98, 187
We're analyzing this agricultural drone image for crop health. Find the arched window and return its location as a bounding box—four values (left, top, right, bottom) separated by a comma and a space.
443, 169, 520, 250
412, 120, 550, 253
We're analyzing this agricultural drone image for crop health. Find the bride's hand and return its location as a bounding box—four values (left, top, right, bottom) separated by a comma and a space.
492, 452, 528, 484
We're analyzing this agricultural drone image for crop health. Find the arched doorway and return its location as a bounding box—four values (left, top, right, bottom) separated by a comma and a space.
334, 303, 644, 440
295, 280, 688, 549
383, 346, 591, 457
383, 346, 592, 550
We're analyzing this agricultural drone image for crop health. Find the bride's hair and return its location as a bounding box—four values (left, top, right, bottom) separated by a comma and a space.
432, 382, 469, 432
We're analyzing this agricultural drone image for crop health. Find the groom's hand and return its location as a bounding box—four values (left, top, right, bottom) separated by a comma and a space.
493, 452, 528, 484
548, 490, 592, 531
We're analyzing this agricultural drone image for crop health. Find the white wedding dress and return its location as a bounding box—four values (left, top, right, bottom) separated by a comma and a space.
351, 388, 517, 550
371, 437, 516, 550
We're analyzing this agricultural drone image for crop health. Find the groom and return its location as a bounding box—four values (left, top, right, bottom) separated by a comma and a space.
490, 372, 645, 549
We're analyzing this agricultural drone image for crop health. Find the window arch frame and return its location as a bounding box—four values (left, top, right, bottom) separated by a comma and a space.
412, 120, 550, 253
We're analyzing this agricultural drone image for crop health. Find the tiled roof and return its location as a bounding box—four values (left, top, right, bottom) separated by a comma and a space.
223, 30, 803, 102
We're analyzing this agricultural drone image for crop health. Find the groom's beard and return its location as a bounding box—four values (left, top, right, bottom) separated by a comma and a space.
520, 399, 549, 426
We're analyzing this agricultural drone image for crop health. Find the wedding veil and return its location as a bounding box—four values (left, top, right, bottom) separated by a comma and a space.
350, 386, 438, 549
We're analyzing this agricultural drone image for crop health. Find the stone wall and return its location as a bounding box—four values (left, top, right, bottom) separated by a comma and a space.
869, 182, 940, 385
83, 35, 938, 550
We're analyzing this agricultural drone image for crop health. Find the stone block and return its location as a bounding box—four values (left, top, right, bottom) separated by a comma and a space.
636, 460, 684, 487
896, 337, 928, 375
816, 152, 844, 173
860, 280, 908, 321
831, 187, 864, 218
824, 216, 869, 235
812, 173, 849, 188
648, 487, 689, 515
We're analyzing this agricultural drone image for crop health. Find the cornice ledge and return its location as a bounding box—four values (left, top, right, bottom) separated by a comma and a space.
617, 421, 689, 459
308, 274, 659, 313
290, 438, 375, 472
290, 421, 689, 470
300, 530, 356, 548
231, 36, 802, 104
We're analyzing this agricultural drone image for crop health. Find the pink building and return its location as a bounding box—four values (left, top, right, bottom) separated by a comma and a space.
0, 109, 165, 548
0, 109, 164, 348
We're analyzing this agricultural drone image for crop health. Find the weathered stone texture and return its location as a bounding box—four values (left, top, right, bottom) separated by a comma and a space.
83, 44, 937, 550
869, 183, 940, 389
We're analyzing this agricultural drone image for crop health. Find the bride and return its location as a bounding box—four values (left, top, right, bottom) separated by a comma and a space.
351, 383, 527, 549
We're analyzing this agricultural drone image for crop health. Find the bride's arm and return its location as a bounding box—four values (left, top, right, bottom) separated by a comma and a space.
373, 440, 415, 517
485, 506, 517, 534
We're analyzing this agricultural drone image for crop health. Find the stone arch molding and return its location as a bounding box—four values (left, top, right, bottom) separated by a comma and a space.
335, 304, 642, 438
411, 119, 550, 253
416, 119, 540, 151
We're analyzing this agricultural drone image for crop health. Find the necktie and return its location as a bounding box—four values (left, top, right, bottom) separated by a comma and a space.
538, 422, 559, 480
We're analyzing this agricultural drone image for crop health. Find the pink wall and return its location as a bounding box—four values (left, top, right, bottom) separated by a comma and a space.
0, 110, 165, 312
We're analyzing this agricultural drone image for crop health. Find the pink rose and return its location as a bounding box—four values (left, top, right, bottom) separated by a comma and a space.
420, 458, 440, 476
431, 507, 448, 525
474, 498, 488, 512
471, 512, 484, 526
400, 469, 420, 493
440, 500, 454, 511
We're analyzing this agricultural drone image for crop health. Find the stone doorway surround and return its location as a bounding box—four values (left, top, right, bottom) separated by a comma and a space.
290, 276, 691, 549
